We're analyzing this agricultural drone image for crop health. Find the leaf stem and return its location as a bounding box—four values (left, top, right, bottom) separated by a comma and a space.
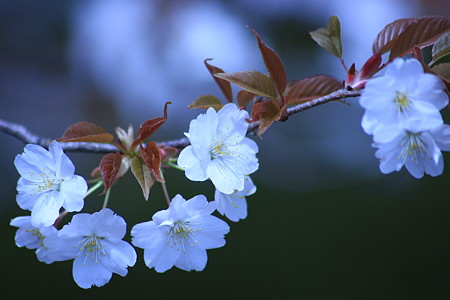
102, 187, 111, 209
340, 58, 349, 73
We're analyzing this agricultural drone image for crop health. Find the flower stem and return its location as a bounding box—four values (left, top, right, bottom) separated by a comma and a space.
85, 180, 104, 198
53, 210, 69, 228
160, 178, 171, 207
164, 161, 184, 171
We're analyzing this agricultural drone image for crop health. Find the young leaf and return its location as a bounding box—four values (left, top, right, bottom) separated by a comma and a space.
358, 52, 382, 80
140, 141, 164, 183
372, 18, 417, 54
204, 59, 233, 103
188, 95, 224, 110
99, 152, 122, 194
247, 26, 287, 98
131, 102, 170, 150
215, 71, 276, 99
251, 99, 283, 136
237, 90, 256, 108
432, 63, 450, 81
389, 16, 450, 60
431, 31, 450, 65
309, 15, 343, 59
130, 156, 154, 201
431, 63, 450, 97
57, 121, 114, 143
286, 75, 342, 105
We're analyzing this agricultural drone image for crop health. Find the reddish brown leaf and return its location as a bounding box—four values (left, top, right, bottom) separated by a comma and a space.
188, 95, 224, 110
286, 75, 342, 105
432, 63, 450, 82
372, 18, 417, 54
204, 59, 233, 103
57, 121, 114, 143
359, 52, 382, 80
131, 102, 170, 150
99, 152, 122, 194
237, 90, 256, 108
159, 145, 179, 162
389, 16, 450, 60
251, 99, 283, 137
140, 141, 164, 183
215, 71, 276, 99
248, 26, 287, 99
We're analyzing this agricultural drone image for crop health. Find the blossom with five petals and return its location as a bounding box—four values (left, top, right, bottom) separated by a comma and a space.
177, 103, 259, 194
14, 141, 88, 227
131, 194, 229, 272
360, 58, 448, 135
44, 208, 137, 289
373, 119, 450, 178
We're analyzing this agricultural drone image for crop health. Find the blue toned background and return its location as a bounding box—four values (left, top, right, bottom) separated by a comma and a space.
1, 0, 450, 298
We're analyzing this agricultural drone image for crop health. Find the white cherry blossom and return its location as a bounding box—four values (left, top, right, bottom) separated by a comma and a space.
44, 209, 136, 289
10, 215, 58, 264
131, 194, 229, 273
178, 103, 259, 194
14, 141, 88, 227
360, 58, 448, 135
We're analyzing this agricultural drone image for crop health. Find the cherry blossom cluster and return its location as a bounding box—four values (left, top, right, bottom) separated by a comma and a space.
6, 15, 450, 290
10, 103, 258, 288
359, 58, 450, 178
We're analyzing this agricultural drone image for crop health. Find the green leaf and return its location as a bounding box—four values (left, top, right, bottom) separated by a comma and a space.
248, 26, 287, 97
286, 75, 342, 105
251, 99, 283, 137
431, 31, 450, 65
372, 18, 417, 54
389, 16, 450, 61
130, 156, 154, 201
215, 71, 277, 99
309, 15, 343, 58
57, 121, 114, 143
204, 59, 233, 103
188, 95, 224, 110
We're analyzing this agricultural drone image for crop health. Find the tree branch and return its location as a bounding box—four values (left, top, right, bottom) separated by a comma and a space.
0, 88, 361, 153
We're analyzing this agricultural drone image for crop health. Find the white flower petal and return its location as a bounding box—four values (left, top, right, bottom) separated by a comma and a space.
73, 255, 112, 289
147, 244, 181, 273
217, 103, 249, 139
59, 176, 87, 213
31, 191, 64, 227
174, 246, 207, 271
215, 191, 248, 222
102, 240, 137, 276
207, 158, 244, 194
177, 146, 209, 181
50, 141, 76, 179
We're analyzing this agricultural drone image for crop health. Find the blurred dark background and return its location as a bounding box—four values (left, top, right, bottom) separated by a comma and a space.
1, 0, 450, 299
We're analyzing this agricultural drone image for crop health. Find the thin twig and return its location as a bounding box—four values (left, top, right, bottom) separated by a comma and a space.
0, 88, 361, 153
